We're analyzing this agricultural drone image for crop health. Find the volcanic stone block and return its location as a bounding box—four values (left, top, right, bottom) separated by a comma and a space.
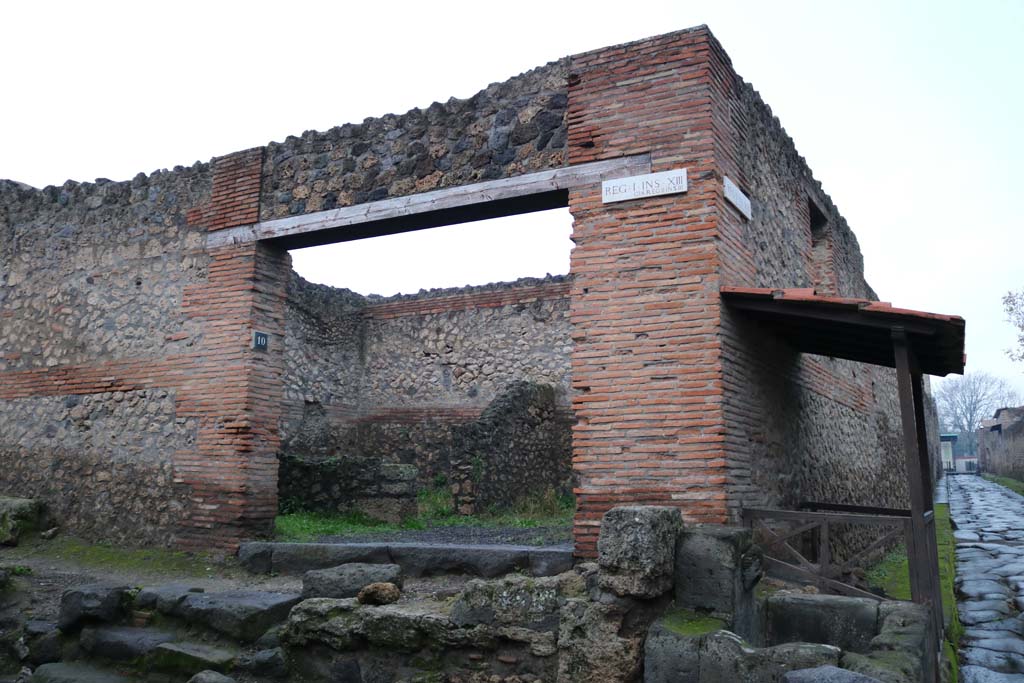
29, 662, 134, 683
148, 642, 236, 675
188, 673, 237, 683
783, 666, 882, 683
136, 583, 205, 612
643, 621, 702, 683
597, 506, 681, 598
171, 591, 302, 642
302, 563, 403, 599
58, 584, 131, 632
767, 593, 879, 654
674, 525, 762, 619
79, 625, 176, 661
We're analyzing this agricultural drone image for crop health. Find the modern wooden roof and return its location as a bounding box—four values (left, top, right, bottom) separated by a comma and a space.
721, 287, 966, 376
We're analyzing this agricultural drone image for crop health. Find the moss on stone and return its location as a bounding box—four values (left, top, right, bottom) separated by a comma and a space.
661, 609, 726, 637
6, 535, 226, 579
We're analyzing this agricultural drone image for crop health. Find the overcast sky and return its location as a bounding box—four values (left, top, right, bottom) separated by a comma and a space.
2, 1, 1021, 393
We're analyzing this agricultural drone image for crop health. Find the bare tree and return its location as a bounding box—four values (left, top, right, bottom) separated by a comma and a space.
1006, 289, 1024, 363
936, 372, 1020, 453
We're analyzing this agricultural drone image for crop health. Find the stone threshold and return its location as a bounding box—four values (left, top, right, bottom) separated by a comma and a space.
238, 541, 574, 578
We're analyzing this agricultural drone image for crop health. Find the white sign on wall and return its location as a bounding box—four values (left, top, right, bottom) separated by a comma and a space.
723, 176, 752, 220
601, 168, 688, 204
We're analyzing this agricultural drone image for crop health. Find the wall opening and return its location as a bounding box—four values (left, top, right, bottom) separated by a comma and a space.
808, 197, 833, 294
279, 208, 576, 542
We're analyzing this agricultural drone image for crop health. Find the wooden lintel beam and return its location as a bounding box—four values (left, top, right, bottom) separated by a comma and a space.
207, 154, 651, 249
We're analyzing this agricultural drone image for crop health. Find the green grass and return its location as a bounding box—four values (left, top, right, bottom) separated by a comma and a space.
865, 503, 961, 681
275, 487, 575, 542
983, 473, 1024, 496
661, 608, 725, 636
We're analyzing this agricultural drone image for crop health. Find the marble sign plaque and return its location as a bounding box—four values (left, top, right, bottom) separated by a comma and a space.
723, 176, 752, 220
601, 168, 688, 204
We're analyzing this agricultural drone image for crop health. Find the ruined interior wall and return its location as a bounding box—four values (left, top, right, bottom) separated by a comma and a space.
280, 274, 573, 510
710, 38, 911, 560
0, 170, 211, 544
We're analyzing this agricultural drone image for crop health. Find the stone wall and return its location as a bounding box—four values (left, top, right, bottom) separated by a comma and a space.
451, 381, 574, 514
259, 60, 569, 221
0, 170, 211, 545
979, 408, 1024, 479
280, 274, 573, 514
708, 37, 924, 560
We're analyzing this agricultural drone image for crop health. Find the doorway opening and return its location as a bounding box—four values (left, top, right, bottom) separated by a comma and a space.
277, 208, 576, 547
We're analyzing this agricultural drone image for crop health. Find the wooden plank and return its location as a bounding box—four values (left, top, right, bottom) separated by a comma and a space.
800, 501, 911, 518
761, 557, 883, 602
744, 508, 908, 526
207, 155, 651, 248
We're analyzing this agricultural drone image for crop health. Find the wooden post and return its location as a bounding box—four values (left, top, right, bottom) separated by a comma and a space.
893, 329, 942, 682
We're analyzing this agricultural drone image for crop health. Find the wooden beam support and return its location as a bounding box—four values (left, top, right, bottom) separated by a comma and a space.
893, 329, 942, 682
206, 154, 652, 249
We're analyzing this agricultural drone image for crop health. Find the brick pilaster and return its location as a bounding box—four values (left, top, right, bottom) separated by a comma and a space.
567, 28, 728, 557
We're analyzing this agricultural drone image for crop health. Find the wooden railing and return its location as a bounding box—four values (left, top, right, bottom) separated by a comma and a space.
742, 503, 912, 601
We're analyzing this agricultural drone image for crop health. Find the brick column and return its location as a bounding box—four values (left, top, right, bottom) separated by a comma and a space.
176, 148, 288, 550
567, 29, 728, 557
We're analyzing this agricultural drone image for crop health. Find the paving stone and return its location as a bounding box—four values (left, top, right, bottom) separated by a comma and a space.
961, 665, 1024, 682
960, 580, 1012, 600
170, 591, 301, 642
949, 476, 1024, 681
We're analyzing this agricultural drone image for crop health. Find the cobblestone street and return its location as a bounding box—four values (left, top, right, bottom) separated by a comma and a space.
949, 475, 1024, 682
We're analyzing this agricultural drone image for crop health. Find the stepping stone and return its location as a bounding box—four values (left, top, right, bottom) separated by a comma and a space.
147, 642, 236, 675
957, 531, 983, 542
80, 626, 176, 661
29, 662, 134, 682
171, 591, 301, 642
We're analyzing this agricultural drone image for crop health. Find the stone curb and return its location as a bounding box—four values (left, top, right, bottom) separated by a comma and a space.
238, 542, 573, 578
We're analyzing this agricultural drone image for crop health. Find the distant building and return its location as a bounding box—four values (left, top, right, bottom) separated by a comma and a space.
940, 434, 957, 473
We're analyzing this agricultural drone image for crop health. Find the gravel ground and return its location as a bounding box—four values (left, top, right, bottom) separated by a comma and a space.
316, 523, 572, 547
